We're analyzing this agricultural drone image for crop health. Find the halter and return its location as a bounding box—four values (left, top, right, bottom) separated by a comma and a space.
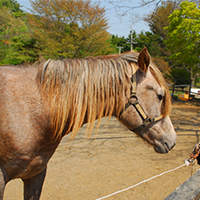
119, 63, 165, 133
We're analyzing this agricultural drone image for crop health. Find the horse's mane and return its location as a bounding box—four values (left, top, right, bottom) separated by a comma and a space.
36, 51, 171, 141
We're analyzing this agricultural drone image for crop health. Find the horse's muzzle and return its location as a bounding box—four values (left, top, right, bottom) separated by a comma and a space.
154, 142, 176, 154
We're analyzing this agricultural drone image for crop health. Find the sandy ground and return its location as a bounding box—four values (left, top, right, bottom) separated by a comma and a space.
3, 100, 200, 200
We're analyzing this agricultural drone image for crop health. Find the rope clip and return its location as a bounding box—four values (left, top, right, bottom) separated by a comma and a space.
185, 142, 200, 166
185, 158, 195, 166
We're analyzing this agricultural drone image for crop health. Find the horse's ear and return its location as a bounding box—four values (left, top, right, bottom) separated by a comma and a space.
138, 47, 150, 73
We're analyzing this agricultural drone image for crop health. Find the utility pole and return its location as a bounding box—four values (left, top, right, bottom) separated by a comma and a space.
116, 46, 124, 54
127, 28, 137, 51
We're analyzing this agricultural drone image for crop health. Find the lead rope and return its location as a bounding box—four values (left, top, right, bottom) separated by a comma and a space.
96, 143, 200, 200
95, 163, 187, 200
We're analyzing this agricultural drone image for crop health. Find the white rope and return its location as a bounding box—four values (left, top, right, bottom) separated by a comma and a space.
96, 163, 187, 200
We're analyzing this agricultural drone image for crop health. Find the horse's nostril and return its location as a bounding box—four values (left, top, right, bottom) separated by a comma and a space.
164, 142, 169, 150
170, 142, 176, 150
165, 142, 176, 150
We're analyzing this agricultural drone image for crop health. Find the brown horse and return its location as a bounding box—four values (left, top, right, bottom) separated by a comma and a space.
0, 48, 176, 199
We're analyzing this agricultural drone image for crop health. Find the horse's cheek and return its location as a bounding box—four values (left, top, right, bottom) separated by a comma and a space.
119, 106, 142, 131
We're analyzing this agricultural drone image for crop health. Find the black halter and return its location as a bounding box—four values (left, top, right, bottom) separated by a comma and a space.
119, 64, 165, 133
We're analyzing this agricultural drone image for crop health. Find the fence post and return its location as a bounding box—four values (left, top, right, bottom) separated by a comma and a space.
189, 79, 192, 100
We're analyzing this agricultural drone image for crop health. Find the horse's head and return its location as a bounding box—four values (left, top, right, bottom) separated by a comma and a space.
119, 47, 176, 154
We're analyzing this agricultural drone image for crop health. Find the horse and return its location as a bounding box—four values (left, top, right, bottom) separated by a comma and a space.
0, 47, 176, 199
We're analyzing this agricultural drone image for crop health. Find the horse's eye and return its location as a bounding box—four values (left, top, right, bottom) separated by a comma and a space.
157, 94, 163, 101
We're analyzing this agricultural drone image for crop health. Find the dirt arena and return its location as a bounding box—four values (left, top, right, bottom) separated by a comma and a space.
4, 100, 200, 200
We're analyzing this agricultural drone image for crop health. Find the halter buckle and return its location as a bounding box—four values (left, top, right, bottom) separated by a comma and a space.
149, 118, 155, 123
128, 94, 138, 105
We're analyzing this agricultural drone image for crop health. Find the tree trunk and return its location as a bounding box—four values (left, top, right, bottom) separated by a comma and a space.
190, 68, 195, 86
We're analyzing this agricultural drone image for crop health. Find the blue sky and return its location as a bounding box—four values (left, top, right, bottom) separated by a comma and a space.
17, 0, 154, 37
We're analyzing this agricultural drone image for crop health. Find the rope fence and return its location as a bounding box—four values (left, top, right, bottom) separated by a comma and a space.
96, 163, 187, 200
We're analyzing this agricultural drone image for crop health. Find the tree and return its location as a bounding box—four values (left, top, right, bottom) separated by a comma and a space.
0, 1, 39, 65
143, 0, 182, 62
108, 0, 200, 16
165, 1, 200, 84
144, 1, 178, 41
0, 0, 24, 17
28, 0, 114, 59
136, 31, 159, 56
111, 35, 129, 53
2, 35, 38, 65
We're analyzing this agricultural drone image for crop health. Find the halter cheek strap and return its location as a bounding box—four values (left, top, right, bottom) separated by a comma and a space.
119, 63, 165, 133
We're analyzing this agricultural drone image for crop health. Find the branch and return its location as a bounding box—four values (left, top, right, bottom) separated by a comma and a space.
109, 0, 162, 16
182, 63, 190, 73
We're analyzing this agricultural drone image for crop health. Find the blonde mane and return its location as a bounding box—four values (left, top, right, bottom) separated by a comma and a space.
36, 51, 171, 141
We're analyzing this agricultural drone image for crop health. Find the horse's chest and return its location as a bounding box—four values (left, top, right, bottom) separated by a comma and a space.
1, 142, 58, 180
21, 145, 58, 179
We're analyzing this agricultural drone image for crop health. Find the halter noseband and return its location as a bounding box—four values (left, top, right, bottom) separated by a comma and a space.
119, 63, 165, 133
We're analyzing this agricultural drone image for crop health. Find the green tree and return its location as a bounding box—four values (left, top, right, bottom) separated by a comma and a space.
144, 0, 179, 58
166, 68, 190, 85
165, 1, 200, 84
0, 6, 38, 65
111, 35, 128, 53
134, 31, 170, 76
136, 31, 156, 55
28, 0, 114, 59
111, 31, 138, 54
3, 35, 38, 65
0, 0, 24, 17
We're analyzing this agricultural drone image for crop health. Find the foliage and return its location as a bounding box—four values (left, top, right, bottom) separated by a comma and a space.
152, 57, 171, 78
136, 31, 164, 57
135, 31, 171, 76
135, 31, 152, 53
110, 31, 171, 76
0, 0, 114, 65
144, 0, 179, 59
111, 31, 138, 53
166, 67, 191, 85
111, 35, 129, 53
28, 0, 114, 59
109, 0, 199, 83
0, 0, 24, 17
165, 1, 200, 83
144, 1, 178, 39
3, 36, 38, 65
0, 1, 39, 65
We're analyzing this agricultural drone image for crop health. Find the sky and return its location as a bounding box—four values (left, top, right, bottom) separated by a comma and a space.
17, 0, 155, 37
